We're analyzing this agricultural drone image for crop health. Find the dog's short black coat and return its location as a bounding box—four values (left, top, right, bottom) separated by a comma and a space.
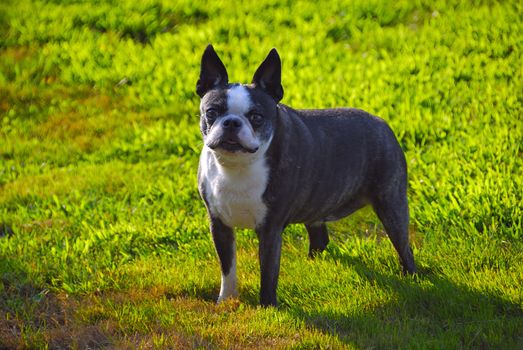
197, 45, 416, 307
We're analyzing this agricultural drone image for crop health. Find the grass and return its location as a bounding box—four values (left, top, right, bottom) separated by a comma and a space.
1, 0, 522, 348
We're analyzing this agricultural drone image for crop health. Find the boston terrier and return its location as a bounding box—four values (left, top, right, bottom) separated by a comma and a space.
196, 45, 416, 307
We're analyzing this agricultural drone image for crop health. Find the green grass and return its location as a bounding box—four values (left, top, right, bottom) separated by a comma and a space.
1, 0, 522, 348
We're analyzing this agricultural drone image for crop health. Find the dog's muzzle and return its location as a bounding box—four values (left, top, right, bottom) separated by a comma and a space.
206, 116, 260, 153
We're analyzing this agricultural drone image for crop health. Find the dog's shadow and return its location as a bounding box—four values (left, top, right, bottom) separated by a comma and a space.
184, 251, 522, 348
286, 254, 523, 348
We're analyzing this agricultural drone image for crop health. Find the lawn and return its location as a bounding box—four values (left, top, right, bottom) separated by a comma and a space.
1, 0, 522, 348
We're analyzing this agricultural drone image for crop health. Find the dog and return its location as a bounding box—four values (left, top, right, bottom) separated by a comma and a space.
196, 45, 416, 307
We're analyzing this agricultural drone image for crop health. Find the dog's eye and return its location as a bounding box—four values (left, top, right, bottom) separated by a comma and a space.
248, 112, 264, 126
206, 108, 219, 120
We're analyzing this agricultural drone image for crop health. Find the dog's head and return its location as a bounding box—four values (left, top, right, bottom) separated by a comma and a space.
196, 45, 283, 157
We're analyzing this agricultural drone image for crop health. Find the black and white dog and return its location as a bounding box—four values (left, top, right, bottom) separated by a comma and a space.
196, 45, 416, 307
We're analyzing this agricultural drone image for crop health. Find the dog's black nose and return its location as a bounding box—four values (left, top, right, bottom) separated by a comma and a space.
222, 116, 242, 130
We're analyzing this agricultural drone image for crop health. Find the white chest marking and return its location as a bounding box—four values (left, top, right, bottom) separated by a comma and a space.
200, 147, 269, 229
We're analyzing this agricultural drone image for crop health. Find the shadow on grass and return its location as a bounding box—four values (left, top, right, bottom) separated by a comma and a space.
0, 256, 110, 349
178, 283, 219, 304
289, 255, 523, 349
180, 281, 262, 308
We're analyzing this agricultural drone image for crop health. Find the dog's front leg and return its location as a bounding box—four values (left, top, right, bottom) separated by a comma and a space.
256, 223, 283, 307
210, 217, 238, 303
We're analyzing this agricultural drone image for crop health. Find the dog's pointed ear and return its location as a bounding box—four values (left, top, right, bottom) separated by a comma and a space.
252, 48, 284, 102
196, 44, 228, 97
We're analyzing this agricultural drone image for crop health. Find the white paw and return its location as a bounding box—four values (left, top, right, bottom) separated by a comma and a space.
217, 289, 239, 303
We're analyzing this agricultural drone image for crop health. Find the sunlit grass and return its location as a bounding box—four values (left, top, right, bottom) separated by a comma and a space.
1, 0, 522, 348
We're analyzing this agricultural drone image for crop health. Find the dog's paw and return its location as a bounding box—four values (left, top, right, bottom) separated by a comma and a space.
217, 290, 239, 304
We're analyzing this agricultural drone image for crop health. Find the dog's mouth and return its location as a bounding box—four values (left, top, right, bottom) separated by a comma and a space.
207, 137, 258, 153
220, 138, 258, 153
224, 138, 239, 145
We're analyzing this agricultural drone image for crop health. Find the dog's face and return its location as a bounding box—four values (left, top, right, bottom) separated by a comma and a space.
197, 45, 284, 157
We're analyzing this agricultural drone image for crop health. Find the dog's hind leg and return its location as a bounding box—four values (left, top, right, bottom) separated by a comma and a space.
305, 223, 330, 258
372, 189, 417, 274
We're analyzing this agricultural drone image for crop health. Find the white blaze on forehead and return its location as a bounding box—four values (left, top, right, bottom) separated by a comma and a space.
227, 85, 252, 115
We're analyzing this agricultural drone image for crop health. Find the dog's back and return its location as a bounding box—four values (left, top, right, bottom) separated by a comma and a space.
264, 105, 407, 226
